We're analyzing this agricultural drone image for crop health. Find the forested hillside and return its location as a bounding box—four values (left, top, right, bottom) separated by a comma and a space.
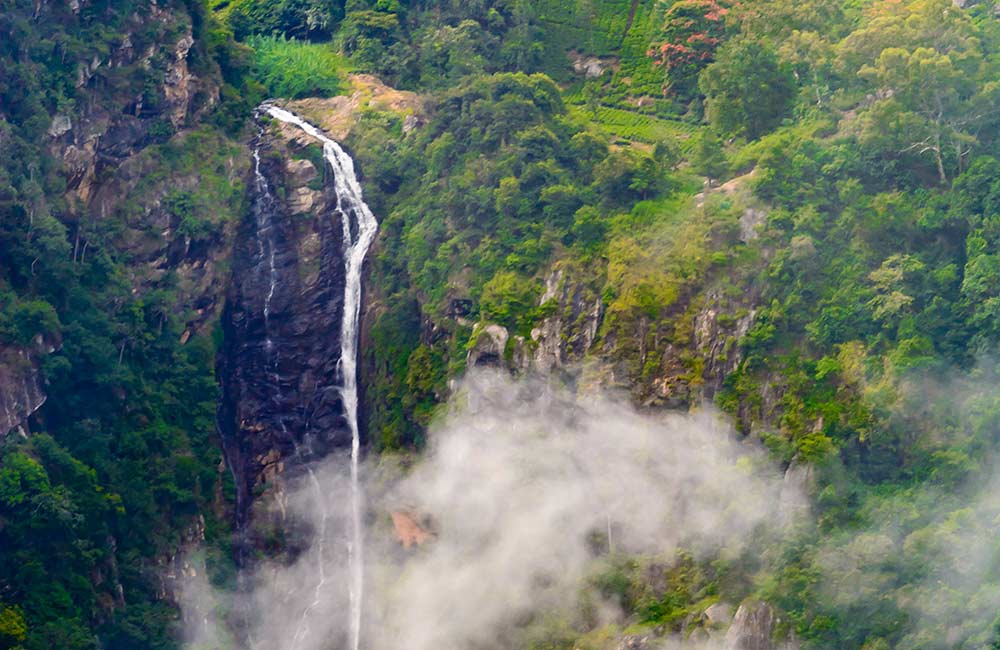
3, 0, 1000, 649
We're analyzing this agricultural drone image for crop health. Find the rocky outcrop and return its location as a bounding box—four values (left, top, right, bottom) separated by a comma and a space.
615, 634, 654, 650
458, 261, 761, 413
51, 7, 218, 212
0, 338, 53, 437
724, 601, 797, 650
218, 118, 351, 537
26, 1, 236, 343
530, 268, 604, 374
570, 51, 621, 78
462, 267, 605, 378
86, 127, 246, 337
779, 461, 814, 524
692, 287, 758, 398
157, 515, 207, 602
467, 323, 510, 368
276, 75, 425, 142
724, 601, 774, 650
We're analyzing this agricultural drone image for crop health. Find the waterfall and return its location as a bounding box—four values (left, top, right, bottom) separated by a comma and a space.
250, 122, 281, 346
261, 105, 377, 650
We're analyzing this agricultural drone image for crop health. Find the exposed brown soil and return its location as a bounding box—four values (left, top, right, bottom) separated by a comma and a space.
390, 510, 432, 549
273, 74, 425, 143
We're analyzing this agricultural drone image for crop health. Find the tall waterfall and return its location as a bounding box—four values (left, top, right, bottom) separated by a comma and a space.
262, 104, 377, 650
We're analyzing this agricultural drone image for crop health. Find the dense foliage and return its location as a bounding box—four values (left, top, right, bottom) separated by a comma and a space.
0, 0, 250, 647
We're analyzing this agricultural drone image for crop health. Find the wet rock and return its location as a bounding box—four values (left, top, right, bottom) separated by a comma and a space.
288, 186, 318, 214
285, 158, 317, 186
218, 119, 351, 535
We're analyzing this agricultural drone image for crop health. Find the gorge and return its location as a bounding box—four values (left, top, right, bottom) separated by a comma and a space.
218, 104, 376, 650
5, 1, 1000, 650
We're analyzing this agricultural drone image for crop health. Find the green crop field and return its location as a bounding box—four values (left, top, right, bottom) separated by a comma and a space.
568, 104, 698, 147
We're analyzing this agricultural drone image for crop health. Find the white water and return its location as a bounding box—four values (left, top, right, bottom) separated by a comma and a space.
250, 129, 281, 348
262, 105, 377, 650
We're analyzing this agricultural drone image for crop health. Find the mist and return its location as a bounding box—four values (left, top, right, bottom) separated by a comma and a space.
181, 370, 800, 650
809, 361, 1000, 649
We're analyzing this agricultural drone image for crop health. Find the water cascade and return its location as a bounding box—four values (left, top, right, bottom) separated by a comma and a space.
260, 104, 378, 650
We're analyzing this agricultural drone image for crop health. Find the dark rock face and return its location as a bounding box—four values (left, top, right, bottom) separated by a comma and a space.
218, 122, 350, 533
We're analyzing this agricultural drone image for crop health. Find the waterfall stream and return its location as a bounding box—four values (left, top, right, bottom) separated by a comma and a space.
259, 105, 378, 650
250, 122, 280, 354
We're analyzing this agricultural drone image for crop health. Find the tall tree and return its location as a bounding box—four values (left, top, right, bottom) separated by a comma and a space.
859, 45, 997, 183
699, 38, 796, 139
647, 0, 730, 96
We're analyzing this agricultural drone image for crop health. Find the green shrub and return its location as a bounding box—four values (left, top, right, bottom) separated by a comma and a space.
479, 271, 538, 330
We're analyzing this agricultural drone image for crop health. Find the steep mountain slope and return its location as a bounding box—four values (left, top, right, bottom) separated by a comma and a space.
0, 0, 253, 646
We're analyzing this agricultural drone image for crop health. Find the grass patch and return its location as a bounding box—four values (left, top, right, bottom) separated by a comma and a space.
248, 35, 349, 99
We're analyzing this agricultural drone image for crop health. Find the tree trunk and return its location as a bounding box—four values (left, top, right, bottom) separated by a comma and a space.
934, 132, 946, 184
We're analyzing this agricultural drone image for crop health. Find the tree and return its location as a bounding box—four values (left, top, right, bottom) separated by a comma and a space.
867, 254, 925, 322
647, 0, 730, 96
571, 206, 607, 251
0, 604, 27, 650
837, 0, 980, 75
699, 38, 796, 140
735, 0, 848, 41
690, 130, 728, 183
479, 271, 536, 329
859, 46, 997, 183
778, 30, 837, 108
840, 0, 998, 183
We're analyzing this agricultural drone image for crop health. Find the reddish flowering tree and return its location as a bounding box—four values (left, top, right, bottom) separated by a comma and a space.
648, 0, 731, 96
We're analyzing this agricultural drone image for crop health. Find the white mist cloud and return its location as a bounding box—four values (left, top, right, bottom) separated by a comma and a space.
811, 361, 1000, 649
366, 370, 791, 650
183, 370, 800, 650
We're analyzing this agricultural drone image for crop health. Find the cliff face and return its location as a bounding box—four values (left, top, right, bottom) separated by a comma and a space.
461, 263, 760, 408
218, 115, 350, 537
48, 4, 237, 338
1, 0, 240, 434
0, 339, 52, 437
49, 5, 217, 214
